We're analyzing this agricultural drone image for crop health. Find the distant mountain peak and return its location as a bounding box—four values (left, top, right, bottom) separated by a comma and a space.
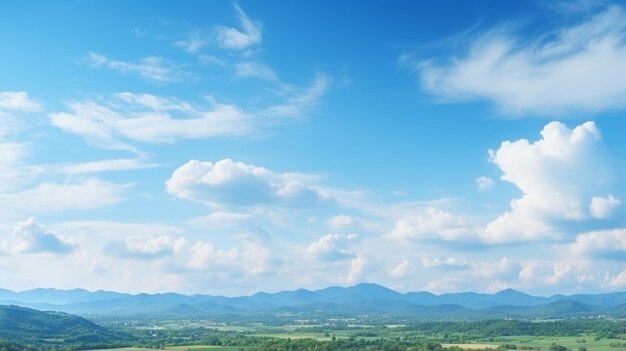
495, 288, 527, 296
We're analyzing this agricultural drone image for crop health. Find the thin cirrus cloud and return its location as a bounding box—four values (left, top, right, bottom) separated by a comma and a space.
414, 6, 626, 115
233, 62, 277, 81
49, 75, 329, 148
166, 159, 330, 208
87, 52, 192, 83
176, 4, 262, 53
0, 179, 130, 215
215, 4, 262, 50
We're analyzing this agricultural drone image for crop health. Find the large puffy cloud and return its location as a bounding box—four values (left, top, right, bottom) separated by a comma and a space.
2, 218, 74, 255
415, 6, 626, 115
166, 159, 329, 207
306, 233, 357, 261
483, 121, 620, 243
568, 229, 626, 260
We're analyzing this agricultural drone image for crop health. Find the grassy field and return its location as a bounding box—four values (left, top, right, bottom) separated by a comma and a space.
491, 335, 624, 351
165, 346, 252, 351
443, 343, 499, 349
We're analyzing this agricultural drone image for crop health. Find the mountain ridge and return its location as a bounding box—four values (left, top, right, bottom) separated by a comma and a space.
2, 283, 625, 319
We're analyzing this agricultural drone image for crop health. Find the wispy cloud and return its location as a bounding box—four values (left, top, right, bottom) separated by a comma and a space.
233, 62, 277, 81
87, 52, 192, 83
50, 75, 329, 147
413, 6, 626, 115
215, 4, 262, 50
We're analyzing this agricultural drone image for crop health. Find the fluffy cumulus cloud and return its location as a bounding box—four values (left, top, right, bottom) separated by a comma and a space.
186, 239, 280, 277
483, 121, 620, 243
166, 159, 329, 207
390, 207, 473, 242
0, 91, 41, 112
306, 233, 357, 261
104, 235, 186, 259
589, 195, 622, 218
416, 6, 626, 115
568, 229, 626, 260
2, 218, 74, 255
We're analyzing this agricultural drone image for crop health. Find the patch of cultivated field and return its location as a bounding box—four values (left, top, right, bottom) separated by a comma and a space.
499, 335, 625, 351
165, 346, 251, 351
443, 343, 499, 349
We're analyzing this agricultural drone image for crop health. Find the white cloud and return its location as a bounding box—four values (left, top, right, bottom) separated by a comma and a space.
2, 218, 73, 255
56, 158, 159, 174
475, 176, 494, 191
390, 207, 474, 242
606, 269, 626, 287
471, 257, 521, 280
188, 211, 254, 228
0, 91, 41, 112
87, 52, 191, 82
388, 259, 415, 278
569, 228, 626, 260
215, 4, 262, 50
105, 235, 186, 259
483, 121, 619, 243
258, 74, 330, 119
175, 30, 210, 54
306, 233, 357, 261
166, 159, 329, 207
50, 78, 328, 147
589, 194, 621, 218
327, 214, 355, 228
186, 239, 279, 277
416, 6, 626, 115
421, 256, 469, 270
234, 62, 277, 81
50, 95, 251, 147
345, 255, 368, 284
0, 179, 129, 214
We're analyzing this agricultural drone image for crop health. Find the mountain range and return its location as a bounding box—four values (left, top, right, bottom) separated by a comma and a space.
1, 283, 625, 320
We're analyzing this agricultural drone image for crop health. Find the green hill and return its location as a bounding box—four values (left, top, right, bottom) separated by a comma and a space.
0, 305, 130, 350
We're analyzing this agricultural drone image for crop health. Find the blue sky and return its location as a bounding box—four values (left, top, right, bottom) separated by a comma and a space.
0, 0, 625, 295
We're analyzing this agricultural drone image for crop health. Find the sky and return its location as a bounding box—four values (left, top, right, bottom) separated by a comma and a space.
0, 0, 625, 296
